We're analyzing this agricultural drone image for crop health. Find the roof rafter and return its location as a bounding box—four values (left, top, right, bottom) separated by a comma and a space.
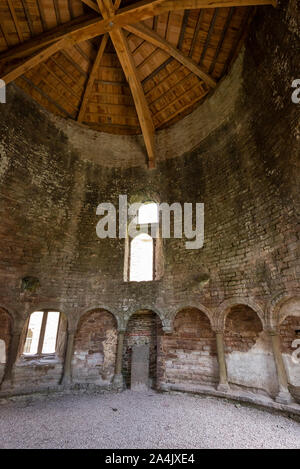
125, 23, 217, 88
0, 14, 97, 62
97, 0, 156, 167
77, 33, 109, 122
111, 0, 276, 27
7, 0, 24, 42
1, 38, 68, 84
160, 0, 277, 10
111, 27, 156, 168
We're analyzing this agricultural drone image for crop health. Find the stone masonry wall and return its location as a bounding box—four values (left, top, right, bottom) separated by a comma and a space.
0, 309, 11, 381
10, 312, 68, 393
224, 305, 263, 353
122, 311, 163, 388
0, 1, 298, 394
158, 308, 218, 388
280, 315, 300, 388
225, 306, 277, 396
72, 310, 118, 385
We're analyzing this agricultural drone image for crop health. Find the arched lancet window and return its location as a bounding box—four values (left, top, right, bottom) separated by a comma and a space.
23, 310, 60, 355
130, 233, 154, 282
137, 202, 158, 225
124, 201, 163, 282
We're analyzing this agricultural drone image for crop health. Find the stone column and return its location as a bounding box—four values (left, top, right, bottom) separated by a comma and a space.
60, 329, 76, 386
113, 330, 125, 390
215, 331, 230, 392
1, 326, 23, 390
269, 330, 293, 404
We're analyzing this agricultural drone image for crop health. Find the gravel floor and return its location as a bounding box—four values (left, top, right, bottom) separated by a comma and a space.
0, 390, 299, 449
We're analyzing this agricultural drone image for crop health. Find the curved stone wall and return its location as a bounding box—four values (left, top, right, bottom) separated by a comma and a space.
0, 1, 299, 404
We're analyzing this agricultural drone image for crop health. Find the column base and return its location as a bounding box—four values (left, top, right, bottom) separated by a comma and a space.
60, 375, 72, 387
275, 390, 294, 405
217, 382, 230, 392
113, 373, 124, 391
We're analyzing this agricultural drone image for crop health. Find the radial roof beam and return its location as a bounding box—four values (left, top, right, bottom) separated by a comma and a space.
110, 27, 156, 168
0, 14, 97, 62
1, 39, 68, 84
112, 0, 276, 27
77, 34, 109, 122
159, 0, 277, 11
97, 0, 156, 168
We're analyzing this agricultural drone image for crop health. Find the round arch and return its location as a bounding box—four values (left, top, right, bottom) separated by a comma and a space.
122, 307, 164, 390
267, 292, 300, 329
23, 304, 69, 331
128, 192, 161, 206
72, 308, 119, 385
123, 306, 165, 330
170, 303, 214, 332
216, 297, 265, 331
77, 306, 121, 330
20, 307, 69, 357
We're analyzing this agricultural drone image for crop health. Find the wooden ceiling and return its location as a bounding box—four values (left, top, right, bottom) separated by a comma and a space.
0, 0, 276, 167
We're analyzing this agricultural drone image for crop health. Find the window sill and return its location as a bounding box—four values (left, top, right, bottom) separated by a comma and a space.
124, 278, 163, 284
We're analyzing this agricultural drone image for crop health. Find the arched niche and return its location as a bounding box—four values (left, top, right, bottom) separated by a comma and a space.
224, 304, 277, 396
277, 298, 300, 399
18, 310, 68, 359
14, 310, 68, 390
0, 308, 12, 382
72, 309, 118, 385
158, 307, 218, 389
122, 309, 163, 389
124, 199, 164, 282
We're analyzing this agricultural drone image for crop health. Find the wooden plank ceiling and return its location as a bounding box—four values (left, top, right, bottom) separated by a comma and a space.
0, 0, 276, 167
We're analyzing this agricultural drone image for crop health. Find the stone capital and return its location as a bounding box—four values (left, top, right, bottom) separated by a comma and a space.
162, 319, 173, 334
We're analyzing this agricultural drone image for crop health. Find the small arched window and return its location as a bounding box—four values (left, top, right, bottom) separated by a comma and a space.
130, 233, 154, 281
137, 202, 158, 225
23, 311, 60, 355
124, 201, 164, 282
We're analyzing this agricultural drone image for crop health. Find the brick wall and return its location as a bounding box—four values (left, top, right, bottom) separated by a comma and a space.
279, 316, 300, 354
12, 312, 68, 391
280, 314, 300, 389
0, 309, 11, 381
72, 310, 117, 385
0, 309, 11, 356
0, 1, 298, 395
224, 305, 263, 353
225, 305, 277, 395
158, 308, 218, 387
122, 311, 163, 388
